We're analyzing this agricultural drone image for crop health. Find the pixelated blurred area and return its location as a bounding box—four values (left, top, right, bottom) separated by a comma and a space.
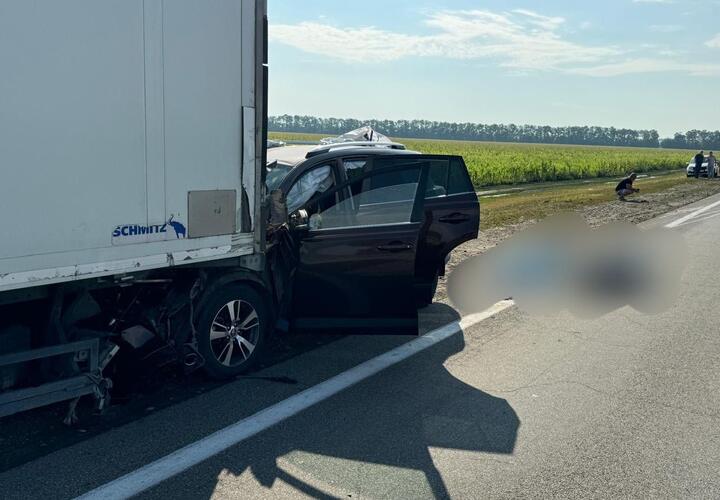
447, 213, 686, 318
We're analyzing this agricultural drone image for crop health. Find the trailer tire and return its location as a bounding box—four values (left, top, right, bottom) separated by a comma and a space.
196, 283, 269, 379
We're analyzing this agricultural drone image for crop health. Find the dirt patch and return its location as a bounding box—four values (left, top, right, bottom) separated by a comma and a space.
434, 179, 720, 304
580, 181, 720, 227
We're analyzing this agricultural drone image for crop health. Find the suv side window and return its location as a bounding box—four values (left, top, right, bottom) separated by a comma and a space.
426, 159, 449, 198
343, 158, 369, 179
286, 163, 336, 214
342, 158, 369, 197
305, 165, 423, 230
448, 157, 474, 195
373, 156, 452, 199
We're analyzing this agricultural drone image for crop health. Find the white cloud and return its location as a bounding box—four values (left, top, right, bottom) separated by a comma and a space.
269, 23, 426, 63
707, 34, 720, 48
511, 9, 565, 30
649, 25, 684, 32
270, 9, 715, 78
569, 58, 720, 77
637, 44, 684, 57
270, 9, 620, 71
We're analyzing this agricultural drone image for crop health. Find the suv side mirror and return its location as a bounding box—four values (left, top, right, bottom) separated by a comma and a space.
290, 209, 309, 231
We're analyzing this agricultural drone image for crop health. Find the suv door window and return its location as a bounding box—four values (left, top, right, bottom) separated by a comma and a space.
342, 158, 369, 198
448, 157, 474, 194
425, 159, 450, 198
286, 163, 336, 214
343, 159, 369, 179
305, 165, 423, 230
371, 156, 450, 199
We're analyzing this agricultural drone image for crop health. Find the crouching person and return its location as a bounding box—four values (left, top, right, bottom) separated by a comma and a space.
615, 173, 639, 201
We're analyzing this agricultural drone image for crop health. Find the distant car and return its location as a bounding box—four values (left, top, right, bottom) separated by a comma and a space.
267, 139, 286, 149
687, 157, 715, 177
266, 142, 479, 317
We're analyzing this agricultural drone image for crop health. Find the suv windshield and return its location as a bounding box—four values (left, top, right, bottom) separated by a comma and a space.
265, 162, 294, 192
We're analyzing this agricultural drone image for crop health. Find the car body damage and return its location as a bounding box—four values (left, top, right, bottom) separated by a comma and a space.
1, 134, 478, 420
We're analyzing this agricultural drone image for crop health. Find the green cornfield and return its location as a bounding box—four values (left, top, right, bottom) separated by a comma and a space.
268, 132, 694, 188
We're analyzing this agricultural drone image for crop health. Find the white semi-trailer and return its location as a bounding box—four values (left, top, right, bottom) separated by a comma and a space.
0, 0, 271, 419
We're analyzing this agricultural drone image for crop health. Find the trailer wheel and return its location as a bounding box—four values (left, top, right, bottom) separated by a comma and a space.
196, 284, 269, 379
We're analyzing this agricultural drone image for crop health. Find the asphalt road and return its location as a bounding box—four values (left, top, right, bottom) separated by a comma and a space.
2, 194, 720, 499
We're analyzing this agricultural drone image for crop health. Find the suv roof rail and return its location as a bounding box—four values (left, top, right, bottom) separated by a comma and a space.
305, 141, 406, 159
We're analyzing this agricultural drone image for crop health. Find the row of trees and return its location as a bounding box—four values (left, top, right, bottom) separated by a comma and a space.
269, 115, 720, 150
660, 130, 720, 150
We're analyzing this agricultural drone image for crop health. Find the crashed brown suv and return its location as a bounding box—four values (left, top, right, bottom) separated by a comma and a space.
266, 143, 479, 332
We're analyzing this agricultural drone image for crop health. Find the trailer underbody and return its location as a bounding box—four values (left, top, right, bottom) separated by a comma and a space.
0, 229, 294, 421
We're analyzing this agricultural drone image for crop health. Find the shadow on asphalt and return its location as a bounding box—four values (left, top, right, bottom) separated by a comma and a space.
182, 310, 520, 499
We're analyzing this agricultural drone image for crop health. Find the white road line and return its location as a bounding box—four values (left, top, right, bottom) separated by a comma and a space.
76, 299, 515, 500
667, 209, 720, 228
665, 199, 720, 228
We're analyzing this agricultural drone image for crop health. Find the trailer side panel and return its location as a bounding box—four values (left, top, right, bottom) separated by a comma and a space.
0, 0, 257, 292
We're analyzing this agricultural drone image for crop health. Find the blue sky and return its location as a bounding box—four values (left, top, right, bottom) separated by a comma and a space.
267, 0, 719, 137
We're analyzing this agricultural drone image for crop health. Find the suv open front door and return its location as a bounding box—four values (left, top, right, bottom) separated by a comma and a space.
288, 161, 429, 334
